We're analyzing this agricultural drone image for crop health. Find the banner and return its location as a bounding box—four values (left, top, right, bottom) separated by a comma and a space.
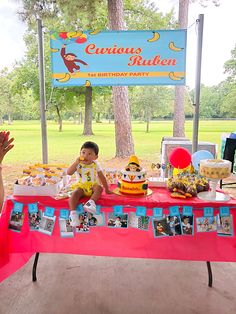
50, 30, 187, 87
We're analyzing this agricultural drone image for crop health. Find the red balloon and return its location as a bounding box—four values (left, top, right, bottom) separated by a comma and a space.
59, 32, 68, 39
75, 37, 87, 44
169, 147, 191, 169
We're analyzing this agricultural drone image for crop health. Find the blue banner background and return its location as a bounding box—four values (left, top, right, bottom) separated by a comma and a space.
50, 30, 187, 87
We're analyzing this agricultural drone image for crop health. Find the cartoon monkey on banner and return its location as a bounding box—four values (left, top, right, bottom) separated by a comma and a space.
61, 44, 88, 73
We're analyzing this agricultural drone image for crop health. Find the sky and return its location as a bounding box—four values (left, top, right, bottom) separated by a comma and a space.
0, 0, 235, 88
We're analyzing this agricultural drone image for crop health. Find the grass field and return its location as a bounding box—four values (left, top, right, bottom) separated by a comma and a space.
1, 119, 235, 166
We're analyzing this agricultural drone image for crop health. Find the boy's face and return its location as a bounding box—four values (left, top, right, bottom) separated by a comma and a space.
80, 148, 98, 164
183, 218, 189, 224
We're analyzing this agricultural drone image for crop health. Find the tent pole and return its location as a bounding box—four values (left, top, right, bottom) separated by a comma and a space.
37, 18, 48, 164
192, 14, 204, 153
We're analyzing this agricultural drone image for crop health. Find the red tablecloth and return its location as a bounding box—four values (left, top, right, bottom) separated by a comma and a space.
1, 187, 236, 282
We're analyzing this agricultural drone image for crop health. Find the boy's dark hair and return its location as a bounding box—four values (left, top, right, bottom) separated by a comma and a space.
81, 141, 99, 155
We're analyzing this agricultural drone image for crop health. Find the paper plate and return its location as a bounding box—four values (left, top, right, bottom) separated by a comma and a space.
113, 188, 153, 197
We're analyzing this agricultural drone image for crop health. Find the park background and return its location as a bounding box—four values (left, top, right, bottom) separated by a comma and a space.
0, 0, 236, 195
1, 119, 235, 195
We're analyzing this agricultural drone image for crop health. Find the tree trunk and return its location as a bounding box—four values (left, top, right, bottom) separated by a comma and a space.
8, 113, 12, 125
55, 105, 62, 132
83, 86, 94, 135
173, 0, 189, 137
146, 106, 150, 133
79, 112, 83, 124
108, 0, 134, 157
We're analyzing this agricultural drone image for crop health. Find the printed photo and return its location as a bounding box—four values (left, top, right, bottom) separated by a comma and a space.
75, 213, 90, 233
196, 216, 217, 232
59, 218, 74, 237
86, 211, 105, 227
9, 211, 24, 232
107, 213, 128, 228
129, 212, 150, 230
167, 215, 182, 236
29, 211, 42, 231
153, 217, 170, 237
180, 215, 194, 235
217, 214, 233, 236
38, 214, 56, 236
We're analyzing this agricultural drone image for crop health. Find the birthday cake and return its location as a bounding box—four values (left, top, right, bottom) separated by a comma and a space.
199, 159, 231, 179
117, 155, 148, 195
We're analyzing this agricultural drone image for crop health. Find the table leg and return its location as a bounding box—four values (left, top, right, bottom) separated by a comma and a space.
206, 261, 213, 287
32, 252, 40, 282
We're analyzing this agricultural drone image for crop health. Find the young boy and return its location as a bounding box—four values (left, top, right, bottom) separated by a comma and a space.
67, 141, 112, 226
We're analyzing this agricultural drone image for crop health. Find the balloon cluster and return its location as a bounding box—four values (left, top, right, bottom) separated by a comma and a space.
169, 147, 214, 174
50, 31, 87, 44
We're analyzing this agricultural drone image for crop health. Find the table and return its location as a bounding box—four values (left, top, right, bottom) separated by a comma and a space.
1, 187, 236, 285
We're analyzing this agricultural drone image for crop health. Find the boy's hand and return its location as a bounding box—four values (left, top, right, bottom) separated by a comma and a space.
76, 156, 84, 163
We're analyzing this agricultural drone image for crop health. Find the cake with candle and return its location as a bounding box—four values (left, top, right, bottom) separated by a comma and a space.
117, 155, 148, 195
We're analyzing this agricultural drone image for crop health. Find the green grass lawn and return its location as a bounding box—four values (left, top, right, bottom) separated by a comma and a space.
1, 119, 235, 165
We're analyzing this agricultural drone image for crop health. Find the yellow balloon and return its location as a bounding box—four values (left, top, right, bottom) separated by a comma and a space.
173, 165, 193, 176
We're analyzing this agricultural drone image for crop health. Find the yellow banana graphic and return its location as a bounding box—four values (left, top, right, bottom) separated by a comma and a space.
50, 48, 60, 53
89, 29, 101, 35
56, 73, 71, 83
169, 42, 183, 52
169, 72, 184, 81
84, 80, 91, 87
147, 31, 160, 42
69, 31, 83, 38
67, 31, 77, 38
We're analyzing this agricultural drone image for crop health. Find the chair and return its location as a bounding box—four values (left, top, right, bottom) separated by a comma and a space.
220, 138, 236, 188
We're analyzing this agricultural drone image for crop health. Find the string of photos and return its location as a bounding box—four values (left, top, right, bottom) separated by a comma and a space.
8, 201, 234, 238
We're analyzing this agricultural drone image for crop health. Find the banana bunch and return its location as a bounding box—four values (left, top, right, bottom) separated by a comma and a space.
167, 173, 209, 199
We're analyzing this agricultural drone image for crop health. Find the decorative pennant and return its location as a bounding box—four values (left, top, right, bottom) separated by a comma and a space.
38, 207, 56, 236
219, 207, 230, 217
113, 205, 123, 215
59, 209, 74, 238
204, 207, 214, 217
136, 206, 147, 216
9, 202, 24, 232
28, 203, 41, 231
169, 206, 180, 216
13, 202, 24, 213
95, 205, 101, 215
28, 203, 39, 213
153, 207, 163, 218
76, 203, 84, 214
44, 206, 55, 217
182, 206, 193, 216
60, 209, 70, 219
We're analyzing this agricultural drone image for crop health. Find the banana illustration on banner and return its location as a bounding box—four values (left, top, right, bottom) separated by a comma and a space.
50, 48, 60, 53
89, 29, 101, 35
67, 31, 83, 38
169, 41, 184, 52
147, 31, 160, 42
169, 72, 184, 81
56, 73, 71, 83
